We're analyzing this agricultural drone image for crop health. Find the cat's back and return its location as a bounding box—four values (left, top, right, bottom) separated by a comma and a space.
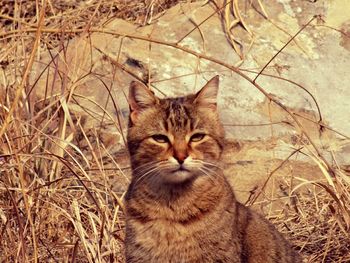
236, 202, 302, 263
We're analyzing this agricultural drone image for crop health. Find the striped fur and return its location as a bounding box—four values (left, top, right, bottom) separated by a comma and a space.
125, 76, 301, 263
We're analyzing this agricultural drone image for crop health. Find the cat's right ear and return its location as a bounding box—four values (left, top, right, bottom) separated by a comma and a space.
194, 75, 219, 111
128, 81, 158, 124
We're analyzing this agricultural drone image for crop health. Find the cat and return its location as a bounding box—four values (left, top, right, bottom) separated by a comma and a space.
124, 76, 302, 263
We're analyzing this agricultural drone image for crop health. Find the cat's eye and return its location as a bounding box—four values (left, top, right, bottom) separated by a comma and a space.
190, 133, 206, 142
151, 134, 169, 143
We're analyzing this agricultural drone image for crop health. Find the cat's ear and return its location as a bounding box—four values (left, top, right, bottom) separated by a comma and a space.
128, 81, 158, 124
194, 75, 219, 110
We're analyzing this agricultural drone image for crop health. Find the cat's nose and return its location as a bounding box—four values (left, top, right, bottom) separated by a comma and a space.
174, 150, 188, 164
176, 157, 185, 164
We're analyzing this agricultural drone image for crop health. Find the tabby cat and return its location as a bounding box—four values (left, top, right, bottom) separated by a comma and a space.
124, 76, 301, 263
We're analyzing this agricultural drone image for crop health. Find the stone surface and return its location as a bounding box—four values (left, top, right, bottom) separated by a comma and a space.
30, 0, 350, 204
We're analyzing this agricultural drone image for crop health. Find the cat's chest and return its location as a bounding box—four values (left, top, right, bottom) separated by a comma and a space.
127, 217, 239, 262
133, 219, 197, 244
130, 219, 208, 261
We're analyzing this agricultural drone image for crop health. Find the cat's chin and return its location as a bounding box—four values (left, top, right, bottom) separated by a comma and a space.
162, 169, 196, 184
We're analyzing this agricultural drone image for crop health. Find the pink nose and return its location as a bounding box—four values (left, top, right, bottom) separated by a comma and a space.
174, 149, 188, 164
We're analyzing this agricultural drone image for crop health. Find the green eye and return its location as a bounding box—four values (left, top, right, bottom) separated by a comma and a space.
190, 133, 206, 142
151, 134, 169, 143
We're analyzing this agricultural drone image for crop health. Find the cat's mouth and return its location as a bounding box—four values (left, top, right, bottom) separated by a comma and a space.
164, 166, 194, 183
177, 166, 189, 172
171, 164, 192, 174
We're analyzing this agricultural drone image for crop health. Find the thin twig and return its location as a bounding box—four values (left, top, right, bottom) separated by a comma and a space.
0, 22, 333, 172
253, 15, 318, 83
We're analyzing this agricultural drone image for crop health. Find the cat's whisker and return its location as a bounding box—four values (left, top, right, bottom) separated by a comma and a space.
133, 160, 176, 174
137, 171, 160, 188
132, 161, 166, 177
203, 162, 223, 170
133, 166, 156, 178
198, 167, 218, 182
199, 164, 217, 172
133, 161, 176, 187
134, 166, 161, 186
190, 159, 223, 170
198, 166, 221, 181
132, 160, 160, 173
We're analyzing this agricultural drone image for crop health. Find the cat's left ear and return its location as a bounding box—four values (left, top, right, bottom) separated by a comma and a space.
194, 75, 219, 110
128, 81, 158, 124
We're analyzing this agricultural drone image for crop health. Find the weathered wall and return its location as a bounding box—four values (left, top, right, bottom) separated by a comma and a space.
30, 0, 350, 204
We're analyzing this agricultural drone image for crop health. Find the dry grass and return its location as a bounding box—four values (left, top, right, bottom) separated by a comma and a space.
271, 173, 350, 262
1, 0, 350, 262
0, 1, 182, 262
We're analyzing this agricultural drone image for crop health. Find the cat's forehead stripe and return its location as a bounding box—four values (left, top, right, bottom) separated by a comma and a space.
165, 99, 191, 131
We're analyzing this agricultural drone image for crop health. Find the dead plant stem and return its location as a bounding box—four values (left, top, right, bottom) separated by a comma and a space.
253, 15, 318, 83
0, 20, 334, 176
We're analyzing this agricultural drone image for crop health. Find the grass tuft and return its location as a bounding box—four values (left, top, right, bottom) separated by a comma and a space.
1, 1, 349, 262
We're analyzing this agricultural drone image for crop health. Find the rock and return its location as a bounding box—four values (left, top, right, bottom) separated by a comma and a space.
29, 0, 350, 203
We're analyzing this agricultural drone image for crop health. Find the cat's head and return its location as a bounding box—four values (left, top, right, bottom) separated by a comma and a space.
127, 76, 225, 185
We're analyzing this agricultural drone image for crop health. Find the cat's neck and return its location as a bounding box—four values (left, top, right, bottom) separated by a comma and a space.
126, 171, 235, 223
